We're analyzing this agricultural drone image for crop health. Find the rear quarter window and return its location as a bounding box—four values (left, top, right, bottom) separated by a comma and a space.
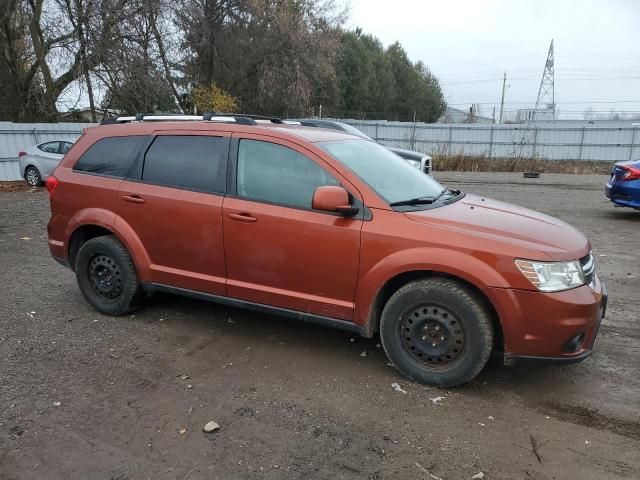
73, 136, 147, 178
60, 142, 73, 154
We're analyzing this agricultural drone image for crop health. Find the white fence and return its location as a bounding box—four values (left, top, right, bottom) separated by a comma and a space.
0, 122, 89, 181
341, 120, 639, 162
1, 120, 637, 181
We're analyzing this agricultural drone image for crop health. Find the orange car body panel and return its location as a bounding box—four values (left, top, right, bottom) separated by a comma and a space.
48, 121, 606, 363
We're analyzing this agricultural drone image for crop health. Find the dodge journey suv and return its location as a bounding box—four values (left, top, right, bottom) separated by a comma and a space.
46, 114, 607, 387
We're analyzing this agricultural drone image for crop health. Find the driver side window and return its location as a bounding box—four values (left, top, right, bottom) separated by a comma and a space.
237, 139, 339, 209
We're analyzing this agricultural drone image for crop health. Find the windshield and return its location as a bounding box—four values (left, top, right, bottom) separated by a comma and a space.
319, 139, 444, 205
335, 122, 374, 141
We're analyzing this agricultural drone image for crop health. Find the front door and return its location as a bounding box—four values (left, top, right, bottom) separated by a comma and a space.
222, 135, 363, 321
116, 133, 230, 295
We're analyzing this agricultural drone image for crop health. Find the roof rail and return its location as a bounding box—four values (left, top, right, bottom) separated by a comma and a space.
100, 112, 290, 126
204, 113, 285, 124
100, 114, 203, 125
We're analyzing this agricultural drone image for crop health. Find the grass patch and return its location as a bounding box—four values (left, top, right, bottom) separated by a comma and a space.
433, 155, 613, 175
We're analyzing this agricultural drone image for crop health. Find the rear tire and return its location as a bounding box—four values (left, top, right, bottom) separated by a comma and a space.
75, 235, 144, 315
25, 166, 41, 187
380, 278, 493, 387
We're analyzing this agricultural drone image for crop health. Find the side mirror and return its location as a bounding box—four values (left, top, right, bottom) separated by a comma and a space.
312, 186, 359, 216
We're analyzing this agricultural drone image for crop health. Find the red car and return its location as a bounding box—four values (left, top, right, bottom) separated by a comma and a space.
46, 114, 607, 387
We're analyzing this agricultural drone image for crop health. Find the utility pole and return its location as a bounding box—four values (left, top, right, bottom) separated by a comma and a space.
499, 71, 507, 124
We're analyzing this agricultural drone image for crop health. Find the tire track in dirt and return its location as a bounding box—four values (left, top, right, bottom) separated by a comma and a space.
541, 401, 640, 442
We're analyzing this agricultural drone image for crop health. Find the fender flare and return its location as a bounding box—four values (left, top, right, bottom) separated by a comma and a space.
66, 209, 152, 281
354, 247, 510, 331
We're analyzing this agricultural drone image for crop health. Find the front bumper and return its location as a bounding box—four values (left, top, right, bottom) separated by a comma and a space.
487, 276, 607, 365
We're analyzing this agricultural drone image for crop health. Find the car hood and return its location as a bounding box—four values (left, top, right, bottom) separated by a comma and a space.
386, 146, 431, 160
404, 194, 590, 261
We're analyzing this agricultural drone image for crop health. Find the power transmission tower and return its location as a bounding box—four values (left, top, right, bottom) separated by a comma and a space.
535, 39, 556, 119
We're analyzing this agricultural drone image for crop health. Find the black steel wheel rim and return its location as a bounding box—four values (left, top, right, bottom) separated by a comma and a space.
88, 254, 123, 300
399, 303, 465, 367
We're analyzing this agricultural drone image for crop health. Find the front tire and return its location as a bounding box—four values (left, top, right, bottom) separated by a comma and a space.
75, 235, 144, 315
380, 278, 493, 387
25, 166, 42, 187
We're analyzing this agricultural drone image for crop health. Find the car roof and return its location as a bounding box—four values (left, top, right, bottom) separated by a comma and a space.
38, 140, 71, 144
84, 121, 362, 143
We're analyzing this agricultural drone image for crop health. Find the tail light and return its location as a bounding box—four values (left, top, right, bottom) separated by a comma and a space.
18, 151, 27, 157
45, 176, 59, 196
620, 165, 640, 181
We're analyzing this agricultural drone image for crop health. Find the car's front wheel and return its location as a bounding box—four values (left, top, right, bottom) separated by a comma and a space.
24, 166, 42, 187
380, 278, 493, 387
75, 235, 145, 315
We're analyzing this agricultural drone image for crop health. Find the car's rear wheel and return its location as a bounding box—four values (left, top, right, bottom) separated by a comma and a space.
75, 235, 144, 315
380, 278, 493, 387
25, 166, 41, 187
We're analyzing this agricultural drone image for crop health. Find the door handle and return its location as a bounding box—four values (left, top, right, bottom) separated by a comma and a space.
228, 212, 257, 223
122, 194, 145, 204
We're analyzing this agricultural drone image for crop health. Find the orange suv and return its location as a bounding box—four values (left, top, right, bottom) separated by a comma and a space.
46, 114, 607, 387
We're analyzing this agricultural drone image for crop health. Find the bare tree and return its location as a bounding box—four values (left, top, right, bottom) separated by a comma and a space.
0, 0, 134, 120
174, 0, 346, 116
93, 0, 182, 114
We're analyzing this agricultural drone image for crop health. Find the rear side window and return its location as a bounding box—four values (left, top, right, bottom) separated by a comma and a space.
60, 142, 73, 154
38, 142, 60, 154
142, 136, 228, 193
74, 136, 146, 177
237, 139, 339, 209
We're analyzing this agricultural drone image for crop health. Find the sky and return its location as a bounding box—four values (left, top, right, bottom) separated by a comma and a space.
348, 0, 640, 120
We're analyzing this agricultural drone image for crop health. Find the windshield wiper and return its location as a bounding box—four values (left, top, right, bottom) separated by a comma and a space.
390, 189, 461, 207
432, 189, 448, 202
389, 196, 437, 207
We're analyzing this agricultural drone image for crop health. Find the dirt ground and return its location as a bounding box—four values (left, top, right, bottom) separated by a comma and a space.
1, 172, 638, 480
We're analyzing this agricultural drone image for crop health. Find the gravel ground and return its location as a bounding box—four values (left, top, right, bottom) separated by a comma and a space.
0, 172, 638, 480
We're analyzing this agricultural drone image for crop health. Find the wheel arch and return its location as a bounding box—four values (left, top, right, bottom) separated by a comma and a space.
23, 163, 41, 178
66, 211, 152, 281
360, 269, 504, 352
68, 224, 114, 270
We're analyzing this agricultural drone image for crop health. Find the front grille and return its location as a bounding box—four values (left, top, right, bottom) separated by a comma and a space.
579, 252, 595, 285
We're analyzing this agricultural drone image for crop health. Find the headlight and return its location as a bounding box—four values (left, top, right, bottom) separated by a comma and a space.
515, 259, 585, 292
404, 158, 421, 169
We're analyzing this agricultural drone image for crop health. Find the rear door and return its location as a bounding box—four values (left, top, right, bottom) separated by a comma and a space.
116, 132, 230, 295
36, 141, 64, 178
222, 134, 363, 320
68, 135, 148, 219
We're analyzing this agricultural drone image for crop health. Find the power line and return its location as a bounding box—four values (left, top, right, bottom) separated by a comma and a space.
449, 100, 640, 105
431, 54, 543, 69
441, 75, 640, 86
439, 67, 640, 79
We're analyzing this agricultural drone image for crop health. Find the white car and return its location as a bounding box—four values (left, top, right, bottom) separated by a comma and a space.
18, 140, 74, 186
